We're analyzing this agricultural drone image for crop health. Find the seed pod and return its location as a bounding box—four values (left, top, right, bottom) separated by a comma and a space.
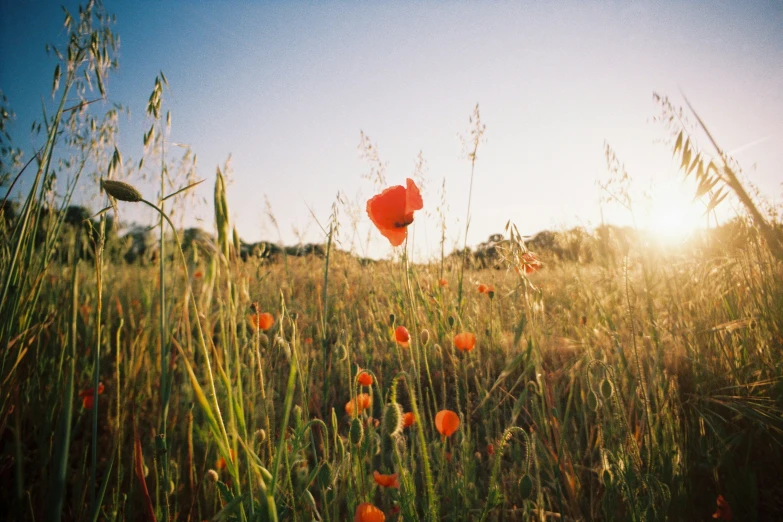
587, 390, 599, 411
349, 417, 364, 446
101, 179, 142, 202
519, 474, 534, 499
382, 402, 404, 437
600, 378, 614, 400
258, 332, 269, 349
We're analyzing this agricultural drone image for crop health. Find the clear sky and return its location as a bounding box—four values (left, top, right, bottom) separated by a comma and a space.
2, 0, 782, 259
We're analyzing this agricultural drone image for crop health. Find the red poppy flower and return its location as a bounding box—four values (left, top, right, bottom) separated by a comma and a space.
345, 393, 373, 417
517, 252, 542, 275
357, 370, 373, 387
79, 382, 105, 409
355, 502, 385, 522
193, 270, 204, 279
366, 178, 423, 247
454, 332, 476, 352
477, 284, 494, 294
486, 443, 495, 456
712, 495, 732, 520
394, 326, 410, 348
435, 410, 460, 437
216, 449, 235, 470
248, 312, 275, 331
373, 471, 400, 489
438, 278, 448, 287
402, 412, 415, 428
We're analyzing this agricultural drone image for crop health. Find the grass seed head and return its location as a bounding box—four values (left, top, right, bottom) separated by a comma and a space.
101, 179, 142, 202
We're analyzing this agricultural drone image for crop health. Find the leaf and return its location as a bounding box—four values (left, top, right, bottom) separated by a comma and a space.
672, 131, 683, 157
681, 140, 692, 173
705, 189, 728, 214
52, 64, 61, 98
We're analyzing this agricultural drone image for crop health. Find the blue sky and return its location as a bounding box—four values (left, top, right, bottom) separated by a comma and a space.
2, 0, 782, 259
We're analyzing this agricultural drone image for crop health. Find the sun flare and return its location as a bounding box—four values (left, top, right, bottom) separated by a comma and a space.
641, 181, 706, 243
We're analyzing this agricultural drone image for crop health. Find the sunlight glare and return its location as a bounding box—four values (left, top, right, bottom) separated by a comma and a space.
641, 180, 705, 243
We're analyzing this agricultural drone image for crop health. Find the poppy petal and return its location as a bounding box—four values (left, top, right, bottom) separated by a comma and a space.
405, 178, 423, 213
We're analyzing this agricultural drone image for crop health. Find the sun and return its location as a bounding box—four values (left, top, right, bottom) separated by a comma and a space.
641, 181, 706, 243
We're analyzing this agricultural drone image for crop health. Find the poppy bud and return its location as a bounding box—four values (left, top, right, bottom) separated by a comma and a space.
601, 468, 613, 485
587, 390, 599, 411
382, 402, 404, 437
349, 417, 364, 445
255, 429, 266, 444
420, 328, 431, 346
389, 313, 396, 326
448, 316, 455, 328
258, 332, 269, 348
206, 469, 219, 483
101, 179, 142, 202
600, 378, 614, 400
519, 474, 534, 499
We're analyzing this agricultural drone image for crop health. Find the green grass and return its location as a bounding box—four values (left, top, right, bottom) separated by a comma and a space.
1, 2, 782, 521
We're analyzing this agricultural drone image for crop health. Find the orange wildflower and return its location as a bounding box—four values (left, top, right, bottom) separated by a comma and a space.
248, 312, 275, 331
477, 284, 494, 294
712, 495, 732, 520
354, 502, 385, 522
304, 337, 313, 345
357, 370, 373, 387
345, 393, 372, 417
79, 382, 105, 409
486, 443, 495, 456
373, 471, 400, 489
402, 412, 415, 428
366, 178, 423, 247
394, 326, 410, 348
454, 332, 476, 352
193, 270, 204, 279
438, 278, 448, 287
517, 252, 542, 274
216, 449, 236, 470
435, 410, 460, 437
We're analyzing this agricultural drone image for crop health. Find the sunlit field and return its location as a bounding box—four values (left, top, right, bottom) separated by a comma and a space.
2, 3, 783, 522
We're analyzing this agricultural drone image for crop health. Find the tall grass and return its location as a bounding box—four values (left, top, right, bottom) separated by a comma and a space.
2, 2, 782, 521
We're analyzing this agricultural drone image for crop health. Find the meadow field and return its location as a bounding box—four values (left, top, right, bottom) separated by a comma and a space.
2, 2, 783, 521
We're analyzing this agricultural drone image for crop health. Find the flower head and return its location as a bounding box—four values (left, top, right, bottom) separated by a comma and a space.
402, 411, 416, 428
373, 471, 400, 489
477, 284, 494, 294
517, 252, 542, 275
438, 278, 448, 287
354, 502, 385, 522
345, 393, 373, 417
357, 370, 373, 387
366, 178, 423, 247
435, 409, 460, 437
79, 382, 105, 409
712, 495, 732, 520
248, 312, 275, 331
454, 332, 476, 352
394, 326, 410, 348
